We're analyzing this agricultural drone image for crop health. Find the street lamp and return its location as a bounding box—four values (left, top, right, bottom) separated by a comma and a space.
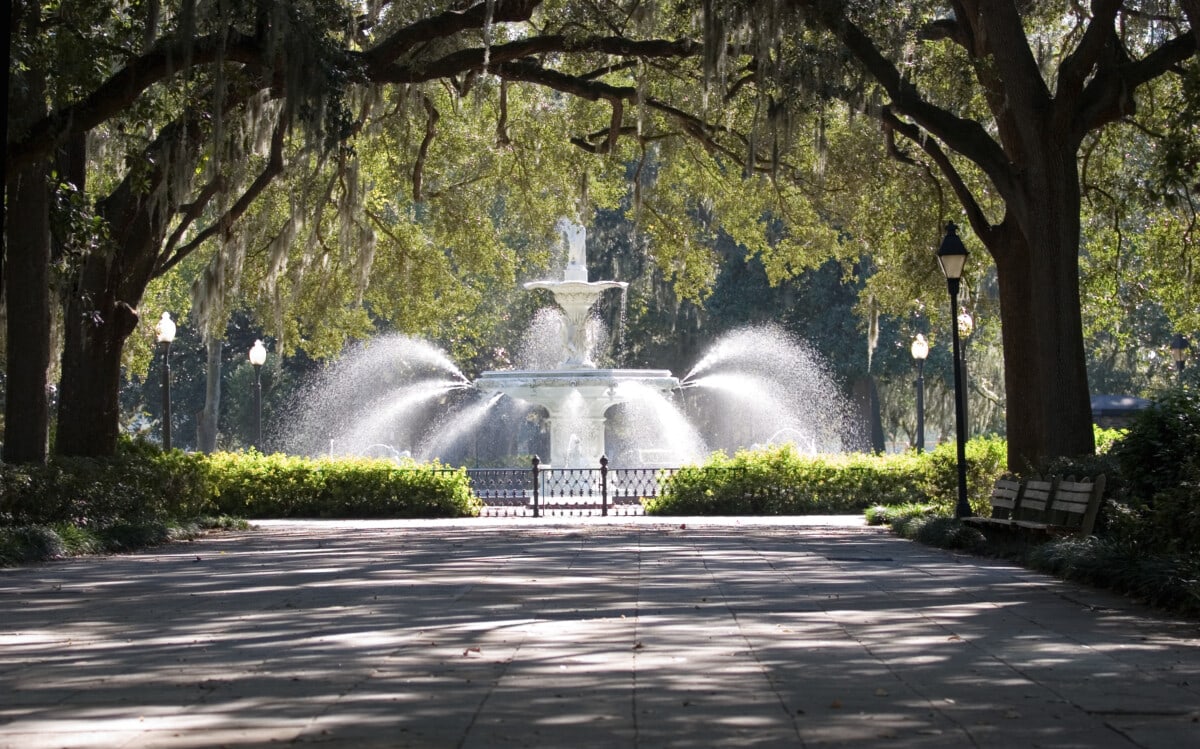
155, 311, 177, 451
910, 334, 929, 452
957, 308, 974, 434
937, 222, 972, 519
1170, 334, 1188, 382
249, 340, 267, 450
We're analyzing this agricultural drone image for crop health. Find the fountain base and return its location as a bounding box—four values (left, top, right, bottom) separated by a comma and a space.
476, 368, 678, 467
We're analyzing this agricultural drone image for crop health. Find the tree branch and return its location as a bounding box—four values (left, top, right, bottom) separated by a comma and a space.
369, 35, 701, 85
1076, 31, 1196, 134
8, 30, 263, 167
882, 108, 996, 247
786, 0, 1017, 204
413, 95, 439, 203
1056, 0, 1123, 101
155, 113, 289, 277
361, 0, 542, 75
162, 175, 226, 262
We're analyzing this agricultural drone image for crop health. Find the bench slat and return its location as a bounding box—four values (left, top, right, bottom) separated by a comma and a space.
968, 474, 1105, 537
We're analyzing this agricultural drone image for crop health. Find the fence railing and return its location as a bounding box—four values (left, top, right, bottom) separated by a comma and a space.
463, 457, 685, 517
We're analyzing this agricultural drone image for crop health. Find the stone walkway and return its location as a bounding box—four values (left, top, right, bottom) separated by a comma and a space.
2, 516, 1198, 748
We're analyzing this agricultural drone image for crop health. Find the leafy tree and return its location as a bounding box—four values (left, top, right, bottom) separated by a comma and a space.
5, 0, 1198, 475
712, 1, 1198, 468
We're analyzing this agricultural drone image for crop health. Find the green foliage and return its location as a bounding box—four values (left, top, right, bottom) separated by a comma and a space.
1133, 470, 1200, 557
1093, 426, 1126, 455
1, 441, 478, 565
1028, 537, 1200, 616
0, 526, 67, 565
0, 439, 214, 528
890, 516, 988, 553
206, 452, 479, 519
864, 502, 938, 526
920, 436, 1008, 514
644, 438, 1007, 516
1110, 388, 1200, 504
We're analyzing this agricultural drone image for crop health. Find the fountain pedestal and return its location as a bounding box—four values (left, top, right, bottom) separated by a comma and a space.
475, 368, 678, 467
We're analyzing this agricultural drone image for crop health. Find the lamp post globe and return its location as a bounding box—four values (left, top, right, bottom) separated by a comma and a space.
957, 309, 974, 338
938, 223, 972, 519
1170, 333, 1188, 382
957, 308, 974, 433
154, 312, 177, 450
910, 334, 928, 452
249, 340, 267, 450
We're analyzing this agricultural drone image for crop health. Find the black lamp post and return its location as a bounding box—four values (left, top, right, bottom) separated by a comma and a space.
1170, 333, 1188, 383
937, 223, 973, 519
957, 308, 974, 434
249, 340, 267, 450
910, 334, 929, 452
155, 312, 177, 451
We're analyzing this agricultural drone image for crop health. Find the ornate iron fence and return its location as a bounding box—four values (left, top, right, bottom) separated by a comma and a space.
465, 458, 682, 517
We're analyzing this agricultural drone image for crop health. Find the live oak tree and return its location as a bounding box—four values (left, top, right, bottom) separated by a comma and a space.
6, 0, 699, 458
700, 1, 1199, 468
5, 1, 1198, 471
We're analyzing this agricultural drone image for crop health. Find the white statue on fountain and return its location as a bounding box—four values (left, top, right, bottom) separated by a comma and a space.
561, 218, 589, 283
524, 219, 627, 369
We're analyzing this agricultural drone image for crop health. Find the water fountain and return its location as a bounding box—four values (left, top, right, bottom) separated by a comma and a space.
474, 220, 678, 467
284, 220, 852, 465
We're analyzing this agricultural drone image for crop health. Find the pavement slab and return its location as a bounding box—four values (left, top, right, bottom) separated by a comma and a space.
2, 516, 1198, 748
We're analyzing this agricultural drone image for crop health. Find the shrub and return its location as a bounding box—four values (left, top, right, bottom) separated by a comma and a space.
1110, 388, 1200, 504
1093, 426, 1126, 455
206, 452, 479, 519
644, 439, 1007, 516
0, 525, 67, 565
0, 441, 214, 528
1028, 536, 1200, 616
2, 444, 478, 566
919, 435, 1008, 515
865, 502, 938, 526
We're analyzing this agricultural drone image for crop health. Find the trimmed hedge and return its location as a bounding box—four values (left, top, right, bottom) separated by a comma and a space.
0, 446, 213, 528
1, 448, 480, 526
206, 452, 479, 519
644, 437, 1007, 516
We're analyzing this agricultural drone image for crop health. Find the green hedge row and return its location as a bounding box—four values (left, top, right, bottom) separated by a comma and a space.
205, 452, 478, 519
0, 443, 213, 527
644, 437, 1008, 516
1, 444, 480, 529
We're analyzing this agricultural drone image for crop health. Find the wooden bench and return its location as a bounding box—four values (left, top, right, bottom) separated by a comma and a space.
963, 475, 1024, 529
965, 474, 1105, 536
1012, 475, 1106, 535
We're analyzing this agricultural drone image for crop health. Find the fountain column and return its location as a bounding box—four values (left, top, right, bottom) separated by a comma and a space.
475, 219, 678, 467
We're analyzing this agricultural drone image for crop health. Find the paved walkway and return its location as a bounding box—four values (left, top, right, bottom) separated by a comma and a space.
2, 517, 1198, 748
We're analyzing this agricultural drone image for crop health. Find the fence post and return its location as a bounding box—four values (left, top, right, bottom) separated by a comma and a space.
531, 455, 540, 518
600, 456, 609, 516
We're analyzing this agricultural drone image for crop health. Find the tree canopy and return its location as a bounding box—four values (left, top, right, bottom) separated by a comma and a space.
4, 1, 1198, 469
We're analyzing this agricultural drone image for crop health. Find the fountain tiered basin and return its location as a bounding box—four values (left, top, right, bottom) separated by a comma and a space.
475, 367, 679, 468
283, 218, 852, 467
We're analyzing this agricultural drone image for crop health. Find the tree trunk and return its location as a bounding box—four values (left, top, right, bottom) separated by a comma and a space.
3, 158, 52, 463
849, 376, 885, 453
989, 149, 1095, 471
196, 336, 223, 452
3, 26, 51, 464
55, 292, 139, 456
55, 118, 202, 457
